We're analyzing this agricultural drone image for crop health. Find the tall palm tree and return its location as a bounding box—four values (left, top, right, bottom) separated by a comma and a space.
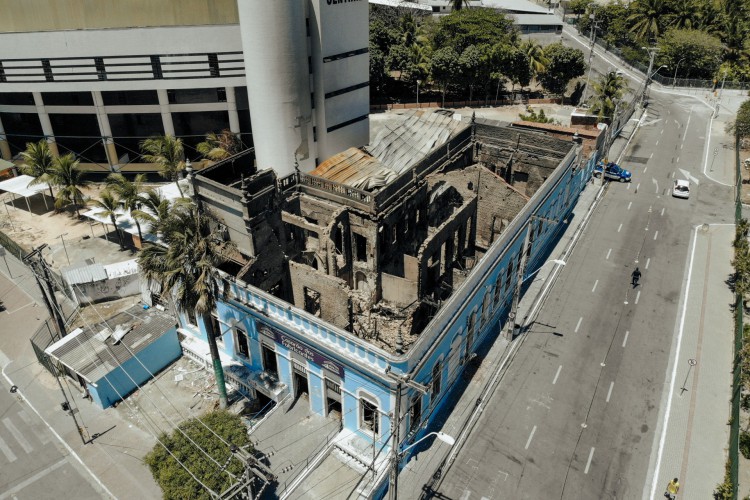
107, 173, 147, 244
520, 40, 548, 83
628, 0, 670, 42
139, 134, 186, 196
138, 204, 235, 409
89, 189, 126, 250
19, 140, 56, 203
49, 153, 90, 218
667, 0, 698, 30
132, 188, 186, 240
196, 129, 243, 162
589, 71, 627, 119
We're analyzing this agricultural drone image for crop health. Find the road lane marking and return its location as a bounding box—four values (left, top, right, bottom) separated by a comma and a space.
606, 382, 614, 402
627, 183, 631, 190
677, 156, 680, 163
553, 365, 562, 385
636, 182, 641, 192
460, 492, 471, 500
627, 201, 632, 210
525, 426, 537, 450
644, 167, 648, 173
635, 291, 641, 304
681, 143, 684, 149
606, 248, 612, 260
654, 230, 659, 240
652, 178, 658, 193
656, 140, 659, 146
585, 447, 595, 474
650, 153, 653, 159
575, 317, 583, 333
618, 223, 623, 232
17, 410, 49, 445
622, 330, 630, 347
646, 258, 651, 270
592, 280, 598, 293
661, 129, 664, 134
661, 207, 665, 216
0, 435, 17, 462
0, 458, 68, 500
3, 418, 33, 453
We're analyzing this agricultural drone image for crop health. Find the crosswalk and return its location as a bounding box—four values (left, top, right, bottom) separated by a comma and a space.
0, 409, 51, 464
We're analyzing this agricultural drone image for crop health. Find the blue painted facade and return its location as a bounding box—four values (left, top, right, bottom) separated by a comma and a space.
89, 327, 182, 409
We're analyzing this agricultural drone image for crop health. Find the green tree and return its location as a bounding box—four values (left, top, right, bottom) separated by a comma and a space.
628, 0, 672, 42
658, 28, 724, 79
132, 189, 179, 239
589, 71, 628, 119
140, 134, 186, 196
569, 0, 594, 19
19, 140, 57, 203
495, 43, 531, 97
667, 0, 698, 30
729, 99, 750, 139
107, 173, 148, 244
89, 189, 126, 250
144, 411, 251, 500
459, 44, 491, 101
431, 46, 460, 106
387, 43, 414, 81
432, 8, 516, 54
520, 39, 548, 81
197, 130, 243, 162
451, 0, 470, 10
138, 204, 235, 409
538, 43, 586, 98
49, 153, 90, 218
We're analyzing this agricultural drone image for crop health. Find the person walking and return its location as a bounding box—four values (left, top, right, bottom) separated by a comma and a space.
665, 477, 680, 499
631, 267, 642, 287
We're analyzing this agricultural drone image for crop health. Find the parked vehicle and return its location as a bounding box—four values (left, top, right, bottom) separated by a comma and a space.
594, 161, 632, 182
672, 179, 690, 199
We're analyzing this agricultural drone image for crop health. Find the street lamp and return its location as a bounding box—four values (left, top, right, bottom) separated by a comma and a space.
416, 79, 422, 107
390, 431, 455, 500
672, 58, 686, 87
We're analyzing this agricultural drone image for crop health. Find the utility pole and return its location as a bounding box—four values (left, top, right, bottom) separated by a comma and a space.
218, 445, 276, 499
640, 47, 659, 107
581, 8, 599, 104
385, 368, 430, 500
24, 245, 66, 340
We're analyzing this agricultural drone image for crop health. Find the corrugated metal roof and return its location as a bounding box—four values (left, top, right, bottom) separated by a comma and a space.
45, 305, 176, 383
63, 262, 108, 285
311, 148, 399, 191
103, 259, 139, 278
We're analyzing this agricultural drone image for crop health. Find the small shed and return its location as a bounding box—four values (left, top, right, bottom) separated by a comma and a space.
44, 305, 181, 409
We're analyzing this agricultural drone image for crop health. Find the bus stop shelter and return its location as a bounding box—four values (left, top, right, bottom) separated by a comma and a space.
0, 174, 50, 213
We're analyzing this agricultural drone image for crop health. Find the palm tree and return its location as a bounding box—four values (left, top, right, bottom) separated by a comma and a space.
132, 188, 186, 240
589, 71, 627, 119
138, 204, 235, 409
628, 0, 671, 42
19, 140, 56, 203
89, 189, 126, 250
107, 173, 148, 244
196, 129, 243, 162
520, 40, 548, 84
139, 134, 186, 196
667, 0, 698, 30
49, 153, 90, 218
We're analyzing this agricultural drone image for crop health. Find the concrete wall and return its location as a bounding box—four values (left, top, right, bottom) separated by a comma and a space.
0, 0, 239, 32
288, 260, 351, 328
381, 273, 418, 307
69, 273, 141, 305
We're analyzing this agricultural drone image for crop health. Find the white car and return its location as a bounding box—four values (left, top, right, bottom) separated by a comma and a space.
672, 179, 690, 199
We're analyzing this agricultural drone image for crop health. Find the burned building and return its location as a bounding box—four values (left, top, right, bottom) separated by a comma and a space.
179, 110, 598, 496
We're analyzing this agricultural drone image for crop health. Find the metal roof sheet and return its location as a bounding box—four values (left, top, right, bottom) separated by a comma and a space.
45, 305, 176, 383
63, 262, 108, 285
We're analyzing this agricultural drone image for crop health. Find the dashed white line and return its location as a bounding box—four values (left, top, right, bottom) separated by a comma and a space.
618, 223, 623, 232
676, 156, 680, 163
627, 201, 632, 210
654, 230, 659, 240
592, 280, 598, 293
553, 365, 562, 385
661, 129, 664, 134
606, 248, 612, 260
585, 447, 595, 474
622, 330, 630, 347
645, 258, 651, 270
649, 153, 654, 159
636, 182, 641, 192
627, 183, 632, 190
575, 317, 583, 333
525, 426, 537, 450
661, 207, 665, 216
655, 140, 660, 146
644, 167, 648, 173
606, 382, 614, 402
680, 143, 684, 149
0, 435, 17, 462
635, 290, 641, 304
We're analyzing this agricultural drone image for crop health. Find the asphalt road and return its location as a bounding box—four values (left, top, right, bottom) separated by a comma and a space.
0, 270, 106, 499
429, 91, 734, 499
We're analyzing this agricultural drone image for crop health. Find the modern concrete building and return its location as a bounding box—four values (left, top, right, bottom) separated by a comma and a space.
175, 110, 601, 496
0, 0, 369, 175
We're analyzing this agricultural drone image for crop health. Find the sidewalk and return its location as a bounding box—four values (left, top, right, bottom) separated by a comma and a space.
643, 224, 734, 499
394, 106, 647, 499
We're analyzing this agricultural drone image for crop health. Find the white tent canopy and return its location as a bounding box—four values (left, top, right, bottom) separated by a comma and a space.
0, 174, 50, 212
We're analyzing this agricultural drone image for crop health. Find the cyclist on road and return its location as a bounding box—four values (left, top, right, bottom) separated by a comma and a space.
632, 267, 642, 288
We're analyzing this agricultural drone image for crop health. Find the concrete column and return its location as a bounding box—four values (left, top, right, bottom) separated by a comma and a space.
92, 91, 119, 168
0, 115, 12, 161
32, 92, 59, 157
156, 89, 175, 136
226, 86, 241, 134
